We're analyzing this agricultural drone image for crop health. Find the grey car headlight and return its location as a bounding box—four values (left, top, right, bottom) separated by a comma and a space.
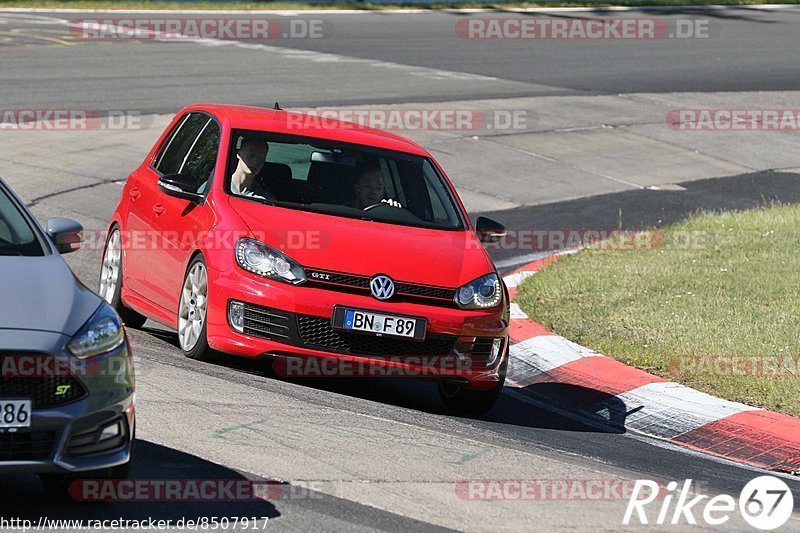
455, 273, 502, 310
67, 304, 126, 359
235, 238, 306, 285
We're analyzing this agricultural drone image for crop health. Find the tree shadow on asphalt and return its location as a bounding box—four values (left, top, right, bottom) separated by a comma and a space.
479, 170, 800, 268
138, 324, 183, 348
499, 383, 629, 434
0, 440, 279, 522
134, 323, 630, 434
221, 355, 630, 434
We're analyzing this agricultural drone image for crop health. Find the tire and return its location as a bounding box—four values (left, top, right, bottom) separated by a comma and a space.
178, 255, 219, 362
99, 226, 147, 329
438, 350, 508, 416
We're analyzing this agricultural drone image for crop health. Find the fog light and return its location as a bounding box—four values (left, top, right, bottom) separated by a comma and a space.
487, 338, 504, 367
228, 300, 245, 333
99, 421, 121, 441
452, 337, 476, 362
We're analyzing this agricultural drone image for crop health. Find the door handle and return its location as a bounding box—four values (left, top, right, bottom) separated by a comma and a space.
129, 187, 141, 200
152, 204, 165, 216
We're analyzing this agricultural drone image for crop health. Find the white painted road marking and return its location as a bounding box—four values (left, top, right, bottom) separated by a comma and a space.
607, 381, 761, 439
503, 270, 535, 289
507, 335, 603, 387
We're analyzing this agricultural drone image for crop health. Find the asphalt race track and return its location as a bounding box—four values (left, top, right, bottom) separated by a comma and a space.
1, 6, 800, 531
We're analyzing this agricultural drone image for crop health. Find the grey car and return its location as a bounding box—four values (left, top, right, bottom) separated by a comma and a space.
0, 177, 135, 498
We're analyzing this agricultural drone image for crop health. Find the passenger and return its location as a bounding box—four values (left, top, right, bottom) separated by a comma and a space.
230, 137, 275, 201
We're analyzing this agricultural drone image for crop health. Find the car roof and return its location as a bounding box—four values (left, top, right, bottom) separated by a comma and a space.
183, 104, 431, 157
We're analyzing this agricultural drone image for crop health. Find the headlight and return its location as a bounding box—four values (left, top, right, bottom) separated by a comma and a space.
235, 238, 306, 285
67, 304, 126, 358
455, 273, 502, 310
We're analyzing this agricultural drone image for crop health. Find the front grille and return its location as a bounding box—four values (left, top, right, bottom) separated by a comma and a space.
0, 356, 88, 408
309, 271, 370, 290
297, 315, 456, 357
305, 268, 457, 307
465, 338, 496, 359
241, 302, 456, 357
454, 337, 499, 369
243, 306, 294, 340
394, 282, 455, 301
0, 431, 54, 461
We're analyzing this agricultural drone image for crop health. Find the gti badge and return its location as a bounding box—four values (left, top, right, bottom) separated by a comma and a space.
370, 275, 395, 300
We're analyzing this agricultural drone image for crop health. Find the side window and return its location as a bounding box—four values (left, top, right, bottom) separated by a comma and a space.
425, 179, 448, 222
155, 113, 209, 175
422, 161, 457, 226
182, 119, 220, 192
0, 219, 11, 243
0, 186, 37, 249
384, 159, 406, 205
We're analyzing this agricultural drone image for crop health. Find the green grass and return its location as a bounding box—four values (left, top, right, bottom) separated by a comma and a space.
2, 0, 800, 10
516, 205, 800, 416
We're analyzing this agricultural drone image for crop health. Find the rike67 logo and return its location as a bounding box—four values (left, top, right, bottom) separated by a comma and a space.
624, 476, 794, 530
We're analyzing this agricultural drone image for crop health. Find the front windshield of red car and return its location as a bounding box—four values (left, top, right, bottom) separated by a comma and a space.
225, 130, 465, 230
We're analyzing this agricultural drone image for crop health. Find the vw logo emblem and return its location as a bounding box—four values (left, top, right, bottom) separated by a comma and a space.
370, 275, 395, 300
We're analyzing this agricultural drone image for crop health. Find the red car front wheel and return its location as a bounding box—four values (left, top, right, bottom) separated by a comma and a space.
178, 255, 219, 362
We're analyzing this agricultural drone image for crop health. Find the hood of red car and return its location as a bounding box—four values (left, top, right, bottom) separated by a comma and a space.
229, 197, 494, 288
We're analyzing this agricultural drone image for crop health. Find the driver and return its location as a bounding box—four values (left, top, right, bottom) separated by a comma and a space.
351, 162, 401, 210
230, 136, 275, 201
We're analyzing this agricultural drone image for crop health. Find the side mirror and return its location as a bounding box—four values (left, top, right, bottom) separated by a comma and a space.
475, 216, 507, 244
158, 173, 202, 203
46, 218, 83, 254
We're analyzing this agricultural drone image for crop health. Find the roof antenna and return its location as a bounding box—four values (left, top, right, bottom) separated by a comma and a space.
274, 102, 282, 110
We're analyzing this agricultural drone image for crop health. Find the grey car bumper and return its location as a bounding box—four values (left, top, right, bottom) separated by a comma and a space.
0, 339, 135, 475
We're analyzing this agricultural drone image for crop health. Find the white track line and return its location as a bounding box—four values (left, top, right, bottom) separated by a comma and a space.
497, 249, 578, 271
596, 381, 760, 439
509, 302, 528, 319
503, 270, 535, 289
507, 334, 603, 386
191, 38, 497, 81
58, 17, 499, 83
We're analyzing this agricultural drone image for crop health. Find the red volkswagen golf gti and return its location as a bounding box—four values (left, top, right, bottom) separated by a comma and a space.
101, 104, 510, 414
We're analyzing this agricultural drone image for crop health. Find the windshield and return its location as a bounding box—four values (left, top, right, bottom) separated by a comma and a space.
225, 131, 464, 230
0, 184, 44, 256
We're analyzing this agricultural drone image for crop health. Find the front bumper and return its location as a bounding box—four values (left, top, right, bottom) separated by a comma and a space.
0, 343, 135, 474
206, 266, 509, 389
